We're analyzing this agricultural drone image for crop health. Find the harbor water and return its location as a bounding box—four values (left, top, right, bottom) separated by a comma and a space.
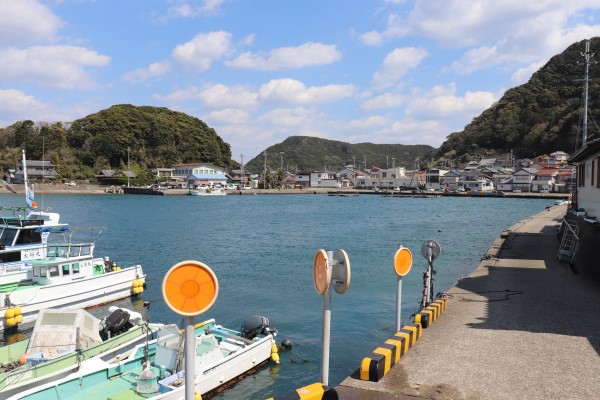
1, 194, 554, 399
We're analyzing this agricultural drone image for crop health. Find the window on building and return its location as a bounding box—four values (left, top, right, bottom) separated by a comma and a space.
597, 157, 600, 188
578, 163, 586, 187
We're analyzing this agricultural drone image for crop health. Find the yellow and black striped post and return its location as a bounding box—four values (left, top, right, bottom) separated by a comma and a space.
414, 297, 447, 328
359, 322, 422, 382
266, 382, 338, 400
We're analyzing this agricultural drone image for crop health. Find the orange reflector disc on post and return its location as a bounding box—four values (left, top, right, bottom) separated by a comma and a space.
313, 249, 331, 295
162, 260, 219, 316
393, 247, 413, 276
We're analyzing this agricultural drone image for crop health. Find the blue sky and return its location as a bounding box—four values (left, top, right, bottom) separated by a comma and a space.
1, 1, 600, 161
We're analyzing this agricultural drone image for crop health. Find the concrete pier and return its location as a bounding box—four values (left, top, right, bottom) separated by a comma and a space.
338, 204, 600, 400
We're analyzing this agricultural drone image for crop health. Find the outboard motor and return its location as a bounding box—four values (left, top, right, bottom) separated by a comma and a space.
105, 308, 131, 336
241, 315, 277, 339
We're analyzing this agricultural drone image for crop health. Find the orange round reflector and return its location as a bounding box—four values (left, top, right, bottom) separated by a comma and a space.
393, 247, 413, 276
162, 260, 218, 317
313, 249, 331, 295
31, 201, 38, 208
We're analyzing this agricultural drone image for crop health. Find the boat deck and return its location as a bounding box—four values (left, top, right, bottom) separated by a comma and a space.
0, 280, 38, 294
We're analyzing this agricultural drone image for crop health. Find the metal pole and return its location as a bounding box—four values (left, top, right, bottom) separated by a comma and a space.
396, 276, 402, 332
127, 147, 131, 188
321, 284, 331, 386
321, 250, 333, 386
185, 316, 195, 400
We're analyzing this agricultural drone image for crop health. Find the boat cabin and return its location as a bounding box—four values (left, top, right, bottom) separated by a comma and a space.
29, 243, 100, 284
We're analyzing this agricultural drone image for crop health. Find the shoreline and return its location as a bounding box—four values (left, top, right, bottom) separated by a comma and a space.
1, 183, 569, 199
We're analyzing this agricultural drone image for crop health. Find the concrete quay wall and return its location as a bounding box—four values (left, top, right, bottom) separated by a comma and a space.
338, 204, 600, 400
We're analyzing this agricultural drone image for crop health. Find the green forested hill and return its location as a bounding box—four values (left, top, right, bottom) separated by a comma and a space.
0, 104, 233, 180
437, 37, 600, 162
243, 136, 435, 173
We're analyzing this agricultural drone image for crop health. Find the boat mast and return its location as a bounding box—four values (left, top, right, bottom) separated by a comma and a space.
22, 150, 37, 211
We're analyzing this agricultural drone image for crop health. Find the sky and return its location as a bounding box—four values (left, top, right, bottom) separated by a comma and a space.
1, 1, 600, 162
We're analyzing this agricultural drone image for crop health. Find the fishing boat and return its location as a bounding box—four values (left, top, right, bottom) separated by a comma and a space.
11, 316, 279, 400
0, 151, 70, 284
0, 208, 68, 284
0, 306, 161, 398
189, 186, 226, 196
0, 240, 145, 330
0, 151, 146, 330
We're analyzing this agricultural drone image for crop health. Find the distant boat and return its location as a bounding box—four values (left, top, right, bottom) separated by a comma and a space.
189, 186, 226, 196
12, 316, 279, 400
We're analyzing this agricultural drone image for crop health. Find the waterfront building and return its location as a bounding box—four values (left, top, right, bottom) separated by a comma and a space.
13, 160, 58, 183
460, 170, 494, 192
511, 168, 537, 192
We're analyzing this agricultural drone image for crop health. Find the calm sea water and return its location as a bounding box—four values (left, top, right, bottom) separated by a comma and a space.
1, 193, 553, 399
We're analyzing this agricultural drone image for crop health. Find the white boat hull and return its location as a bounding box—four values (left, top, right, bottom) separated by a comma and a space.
189, 189, 226, 196
0, 265, 144, 330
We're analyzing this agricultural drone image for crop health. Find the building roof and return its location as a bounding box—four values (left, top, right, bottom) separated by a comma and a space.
187, 173, 228, 180
570, 137, 600, 163
535, 168, 559, 175
20, 160, 55, 168
96, 170, 115, 177
122, 170, 137, 178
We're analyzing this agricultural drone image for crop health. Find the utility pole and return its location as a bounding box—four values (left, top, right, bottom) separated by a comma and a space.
386, 155, 389, 169
240, 154, 244, 188
580, 40, 596, 146
392, 157, 395, 169
263, 152, 267, 189
363, 156, 366, 172
280, 152, 284, 171
127, 147, 130, 187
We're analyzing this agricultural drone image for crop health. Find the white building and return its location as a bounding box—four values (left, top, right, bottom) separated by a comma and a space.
512, 168, 537, 192
309, 171, 339, 188
571, 138, 600, 216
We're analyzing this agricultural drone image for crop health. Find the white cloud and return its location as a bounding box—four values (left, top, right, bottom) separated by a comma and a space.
172, 31, 232, 71
363, 1, 600, 75
240, 34, 255, 46
359, 13, 407, 46
342, 115, 389, 130
0, 46, 110, 89
372, 47, 427, 89
258, 79, 354, 105
405, 83, 497, 119
153, 86, 202, 103
0, 89, 46, 122
123, 61, 171, 83
161, 0, 224, 21
258, 107, 321, 127
511, 60, 546, 85
0, 89, 100, 127
226, 42, 342, 70
199, 83, 258, 109
361, 92, 406, 110
204, 108, 250, 124
0, 0, 63, 46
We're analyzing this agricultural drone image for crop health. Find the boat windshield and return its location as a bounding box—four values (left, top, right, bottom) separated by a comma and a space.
46, 244, 92, 258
